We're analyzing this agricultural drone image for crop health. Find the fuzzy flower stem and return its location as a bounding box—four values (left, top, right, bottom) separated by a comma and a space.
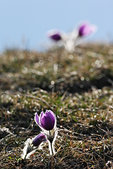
50, 141, 54, 156
48, 131, 55, 169
49, 131, 54, 156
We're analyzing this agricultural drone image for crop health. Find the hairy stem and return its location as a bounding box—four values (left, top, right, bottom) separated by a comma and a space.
49, 131, 54, 156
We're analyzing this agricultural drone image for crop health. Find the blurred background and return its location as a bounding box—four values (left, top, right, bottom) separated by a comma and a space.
0, 0, 113, 52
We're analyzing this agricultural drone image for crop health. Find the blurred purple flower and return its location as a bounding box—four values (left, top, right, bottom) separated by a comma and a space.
35, 110, 56, 131
32, 133, 46, 146
47, 22, 97, 52
48, 30, 62, 41
78, 23, 96, 37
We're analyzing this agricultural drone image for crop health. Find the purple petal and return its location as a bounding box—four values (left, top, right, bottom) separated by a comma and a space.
35, 113, 40, 126
50, 33, 62, 41
40, 110, 56, 130
48, 30, 62, 41
32, 133, 46, 146
46, 110, 56, 124
40, 111, 44, 119
78, 23, 96, 37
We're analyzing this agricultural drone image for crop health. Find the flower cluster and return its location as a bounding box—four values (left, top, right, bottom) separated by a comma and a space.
21, 110, 57, 159
35, 110, 57, 156
48, 22, 97, 52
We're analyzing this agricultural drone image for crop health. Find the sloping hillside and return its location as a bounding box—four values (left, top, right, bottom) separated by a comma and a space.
0, 44, 113, 169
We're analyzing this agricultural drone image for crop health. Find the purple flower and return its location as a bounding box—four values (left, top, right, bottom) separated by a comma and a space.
48, 30, 62, 41
32, 133, 46, 146
78, 23, 96, 37
35, 110, 56, 131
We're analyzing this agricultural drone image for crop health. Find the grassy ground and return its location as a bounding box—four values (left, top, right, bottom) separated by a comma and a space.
0, 43, 113, 169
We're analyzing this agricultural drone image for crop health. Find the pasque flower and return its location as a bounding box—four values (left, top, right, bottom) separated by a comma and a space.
48, 30, 62, 42
32, 133, 46, 146
35, 110, 56, 131
21, 110, 57, 160
35, 110, 57, 156
78, 23, 97, 37
48, 22, 97, 52
21, 133, 46, 159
